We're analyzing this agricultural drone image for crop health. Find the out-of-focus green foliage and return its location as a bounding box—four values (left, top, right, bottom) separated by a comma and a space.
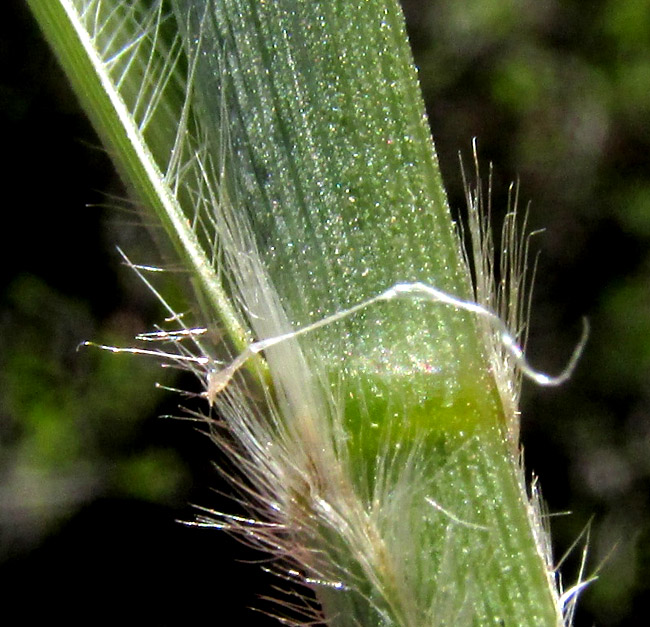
0, 274, 187, 553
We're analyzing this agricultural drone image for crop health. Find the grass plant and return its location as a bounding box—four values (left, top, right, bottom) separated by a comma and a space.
27, 1, 589, 624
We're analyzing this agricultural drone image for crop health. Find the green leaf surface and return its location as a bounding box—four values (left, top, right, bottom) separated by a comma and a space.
27, 1, 567, 624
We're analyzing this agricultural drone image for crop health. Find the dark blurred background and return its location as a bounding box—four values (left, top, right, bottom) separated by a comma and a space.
2, 0, 649, 624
